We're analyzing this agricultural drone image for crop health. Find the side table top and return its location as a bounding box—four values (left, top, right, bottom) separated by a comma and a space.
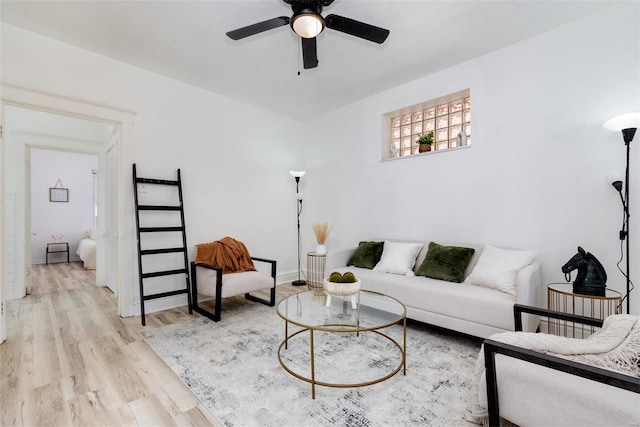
307, 252, 327, 257
547, 282, 622, 299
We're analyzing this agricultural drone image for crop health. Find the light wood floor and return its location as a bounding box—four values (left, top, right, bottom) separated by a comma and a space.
1, 262, 299, 426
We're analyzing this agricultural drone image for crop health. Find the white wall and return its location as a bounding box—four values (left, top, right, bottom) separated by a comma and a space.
301, 4, 640, 313
30, 148, 97, 264
2, 3, 639, 316
1, 23, 301, 314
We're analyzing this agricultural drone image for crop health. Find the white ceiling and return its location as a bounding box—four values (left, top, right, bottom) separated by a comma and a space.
0, 0, 620, 120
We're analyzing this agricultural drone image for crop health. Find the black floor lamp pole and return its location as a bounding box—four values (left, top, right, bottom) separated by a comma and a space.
614, 127, 636, 313
623, 129, 634, 313
292, 175, 306, 286
607, 114, 639, 314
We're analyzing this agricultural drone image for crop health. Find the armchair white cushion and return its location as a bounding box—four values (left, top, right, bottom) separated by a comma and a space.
190, 255, 276, 322
479, 353, 639, 426
474, 305, 640, 426
195, 267, 274, 298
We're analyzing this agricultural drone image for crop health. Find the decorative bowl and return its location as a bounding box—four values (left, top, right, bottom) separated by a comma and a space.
323, 278, 361, 297
51, 234, 64, 242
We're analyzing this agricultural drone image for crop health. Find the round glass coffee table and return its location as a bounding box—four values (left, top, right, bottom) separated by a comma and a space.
276, 290, 406, 399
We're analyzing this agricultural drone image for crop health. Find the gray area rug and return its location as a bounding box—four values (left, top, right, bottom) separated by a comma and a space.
143, 300, 483, 426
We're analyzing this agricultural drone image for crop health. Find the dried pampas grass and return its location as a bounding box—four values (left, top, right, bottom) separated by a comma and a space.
312, 222, 332, 244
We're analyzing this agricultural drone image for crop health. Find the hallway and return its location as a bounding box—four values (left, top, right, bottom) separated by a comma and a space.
1, 262, 219, 426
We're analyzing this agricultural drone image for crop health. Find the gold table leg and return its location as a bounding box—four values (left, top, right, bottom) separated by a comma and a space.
403, 315, 407, 375
284, 320, 289, 350
310, 329, 315, 399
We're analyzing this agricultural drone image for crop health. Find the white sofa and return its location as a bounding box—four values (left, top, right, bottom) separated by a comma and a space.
326, 240, 542, 338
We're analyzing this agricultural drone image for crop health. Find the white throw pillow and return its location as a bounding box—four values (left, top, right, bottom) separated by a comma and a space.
466, 245, 536, 294
86, 227, 97, 240
373, 241, 423, 276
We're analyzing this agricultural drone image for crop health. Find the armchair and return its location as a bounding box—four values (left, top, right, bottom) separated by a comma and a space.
190, 256, 276, 322
479, 304, 640, 426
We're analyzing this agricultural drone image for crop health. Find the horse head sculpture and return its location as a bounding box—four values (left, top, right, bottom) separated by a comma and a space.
561, 246, 607, 296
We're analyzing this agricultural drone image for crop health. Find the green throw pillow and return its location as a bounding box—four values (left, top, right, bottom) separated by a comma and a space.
347, 241, 384, 269
416, 242, 475, 283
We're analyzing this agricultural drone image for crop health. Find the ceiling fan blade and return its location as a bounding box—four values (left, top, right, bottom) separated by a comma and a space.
226, 16, 290, 40
301, 37, 318, 69
325, 14, 389, 44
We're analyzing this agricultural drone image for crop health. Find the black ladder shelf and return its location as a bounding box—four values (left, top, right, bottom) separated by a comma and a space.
133, 163, 192, 326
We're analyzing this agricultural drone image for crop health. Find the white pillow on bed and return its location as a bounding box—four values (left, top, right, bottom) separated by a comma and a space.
85, 227, 97, 240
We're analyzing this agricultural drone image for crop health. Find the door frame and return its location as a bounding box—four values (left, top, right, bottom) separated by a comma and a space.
100, 134, 120, 295
0, 84, 136, 332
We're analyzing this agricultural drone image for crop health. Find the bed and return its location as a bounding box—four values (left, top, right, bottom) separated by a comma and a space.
77, 228, 97, 270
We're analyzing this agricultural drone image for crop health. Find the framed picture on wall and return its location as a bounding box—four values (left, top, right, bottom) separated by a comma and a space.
49, 187, 69, 202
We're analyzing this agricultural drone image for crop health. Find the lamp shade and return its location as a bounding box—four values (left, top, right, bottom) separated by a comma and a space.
290, 170, 306, 178
603, 112, 640, 131
291, 11, 324, 38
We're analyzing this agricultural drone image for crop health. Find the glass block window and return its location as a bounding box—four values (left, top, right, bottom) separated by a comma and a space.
386, 89, 471, 158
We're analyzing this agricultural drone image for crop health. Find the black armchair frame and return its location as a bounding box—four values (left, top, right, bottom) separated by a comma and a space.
190, 256, 277, 322
484, 304, 640, 427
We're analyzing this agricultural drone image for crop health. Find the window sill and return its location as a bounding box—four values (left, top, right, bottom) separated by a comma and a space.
382, 144, 471, 162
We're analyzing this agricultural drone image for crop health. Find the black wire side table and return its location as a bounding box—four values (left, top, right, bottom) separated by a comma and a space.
547, 282, 622, 338
307, 252, 326, 295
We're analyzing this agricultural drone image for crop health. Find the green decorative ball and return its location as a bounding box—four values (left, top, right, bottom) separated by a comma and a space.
329, 272, 343, 282
341, 272, 357, 283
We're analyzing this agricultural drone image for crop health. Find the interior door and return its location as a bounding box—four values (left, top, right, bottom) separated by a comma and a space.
105, 136, 119, 295
0, 103, 5, 343
25, 147, 32, 295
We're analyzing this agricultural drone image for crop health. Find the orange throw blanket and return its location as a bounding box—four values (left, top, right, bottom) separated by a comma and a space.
195, 236, 256, 274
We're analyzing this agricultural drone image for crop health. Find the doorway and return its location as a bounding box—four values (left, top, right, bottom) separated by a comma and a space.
2, 105, 120, 312
0, 84, 135, 344
29, 147, 102, 291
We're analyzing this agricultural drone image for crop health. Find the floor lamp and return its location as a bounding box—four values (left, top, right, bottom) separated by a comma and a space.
604, 112, 640, 314
290, 170, 307, 286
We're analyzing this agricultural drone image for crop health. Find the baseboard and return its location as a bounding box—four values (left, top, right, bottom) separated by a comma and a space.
32, 256, 81, 265
279, 270, 304, 284
134, 294, 189, 316
130, 274, 293, 317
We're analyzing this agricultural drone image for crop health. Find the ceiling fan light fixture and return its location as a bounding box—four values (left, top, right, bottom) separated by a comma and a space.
226, 0, 389, 69
291, 10, 325, 38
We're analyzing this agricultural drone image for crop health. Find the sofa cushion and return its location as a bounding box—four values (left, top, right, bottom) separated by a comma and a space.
416, 242, 475, 283
347, 241, 384, 269
466, 245, 536, 295
373, 241, 423, 276
332, 266, 516, 331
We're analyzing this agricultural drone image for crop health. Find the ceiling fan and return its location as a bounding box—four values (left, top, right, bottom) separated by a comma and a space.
226, 0, 390, 69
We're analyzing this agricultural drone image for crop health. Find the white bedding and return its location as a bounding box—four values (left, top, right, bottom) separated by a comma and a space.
77, 238, 96, 270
